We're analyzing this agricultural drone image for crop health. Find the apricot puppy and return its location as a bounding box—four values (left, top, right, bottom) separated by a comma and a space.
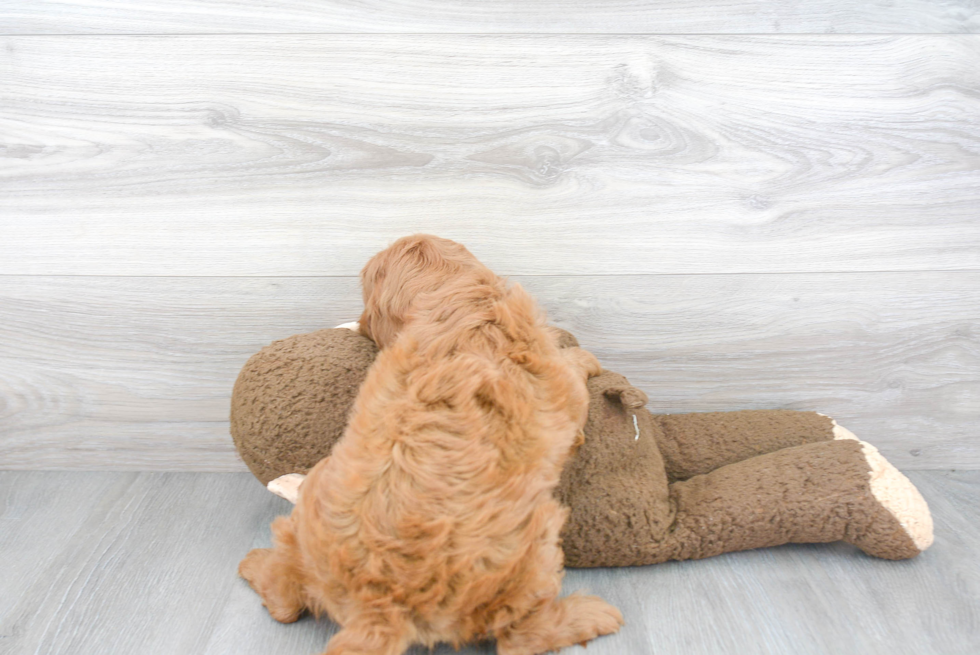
239, 235, 622, 655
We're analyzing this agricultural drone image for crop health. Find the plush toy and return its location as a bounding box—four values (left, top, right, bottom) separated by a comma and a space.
231, 325, 933, 567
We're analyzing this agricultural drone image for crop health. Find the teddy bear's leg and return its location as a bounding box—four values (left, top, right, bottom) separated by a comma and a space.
647, 438, 932, 563
653, 410, 839, 480
238, 515, 310, 623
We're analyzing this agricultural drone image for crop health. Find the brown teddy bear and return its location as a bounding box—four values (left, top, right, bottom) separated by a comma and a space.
231, 324, 933, 567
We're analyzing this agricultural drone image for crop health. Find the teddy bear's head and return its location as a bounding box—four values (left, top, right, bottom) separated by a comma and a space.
230, 328, 378, 485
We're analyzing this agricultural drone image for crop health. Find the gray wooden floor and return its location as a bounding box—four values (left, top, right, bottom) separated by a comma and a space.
1, 470, 977, 655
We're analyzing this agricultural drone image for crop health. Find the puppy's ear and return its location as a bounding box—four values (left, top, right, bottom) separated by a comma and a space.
357, 243, 398, 346
358, 301, 402, 348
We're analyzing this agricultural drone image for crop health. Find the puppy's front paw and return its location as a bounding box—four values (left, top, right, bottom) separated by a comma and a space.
562, 346, 602, 379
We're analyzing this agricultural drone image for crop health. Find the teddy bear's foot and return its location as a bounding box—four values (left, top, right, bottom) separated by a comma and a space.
831, 420, 934, 558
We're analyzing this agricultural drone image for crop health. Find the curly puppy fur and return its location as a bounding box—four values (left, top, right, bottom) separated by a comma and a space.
239, 235, 622, 655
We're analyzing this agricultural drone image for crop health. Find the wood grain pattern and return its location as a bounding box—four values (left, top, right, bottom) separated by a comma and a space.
2, 1, 978, 35
2, 35, 979, 275
2, 471, 977, 654
0, 276, 362, 470
0, 471, 125, 634
1, 272, 976, 471
0, 471, 280, 655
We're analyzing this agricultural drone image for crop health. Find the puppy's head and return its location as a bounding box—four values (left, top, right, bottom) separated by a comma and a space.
358, 234, 482, 348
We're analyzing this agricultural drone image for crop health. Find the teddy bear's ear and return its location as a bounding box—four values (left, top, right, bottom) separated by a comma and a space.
603, 385, 648, 409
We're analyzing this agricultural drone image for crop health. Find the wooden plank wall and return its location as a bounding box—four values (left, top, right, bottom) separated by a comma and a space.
1, 5, 978, 471
2, 1, 978, 33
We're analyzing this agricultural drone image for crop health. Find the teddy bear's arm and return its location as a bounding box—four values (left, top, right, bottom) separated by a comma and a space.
652, 410, 839, 481
335, 321, 360, 332
268, 473, 306, 504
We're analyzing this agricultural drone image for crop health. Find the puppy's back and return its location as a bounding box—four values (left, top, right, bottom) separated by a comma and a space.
301, 293, 578, 643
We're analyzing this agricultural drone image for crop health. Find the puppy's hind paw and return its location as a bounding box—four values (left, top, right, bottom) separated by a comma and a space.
239, 545, 306, 623
498, 593, 623, 655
